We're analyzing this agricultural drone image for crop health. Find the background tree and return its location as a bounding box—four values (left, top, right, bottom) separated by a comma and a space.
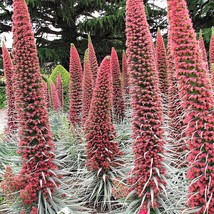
0, 0, 167, 70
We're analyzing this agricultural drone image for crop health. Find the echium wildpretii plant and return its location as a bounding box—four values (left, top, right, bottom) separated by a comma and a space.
81, 49, 93, 125
209, 27, 214, 71
167, 0, 214, 213
69, 43, 83, 126
155, 28, 168, 101
2, 42, 17, 134
50, 81, 61, 111
56, 73, 63, 109
122, 50, 129, 98
82, 56, 123, 211
198, 30, 208, 70
1, 0, 62, 212
126, 0, 166, 212
110, 47, 125, 123
88, 35, 99, 87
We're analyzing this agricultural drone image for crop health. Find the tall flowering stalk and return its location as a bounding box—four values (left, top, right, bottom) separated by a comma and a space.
69, 43, 83, 126
167, 0, 214, 213
81, 49, 93, 125
126, 0, 165, 211
198, 30, 208, 68
88, 35, 99, 86
83, 56, 123, 211
122, 50, 129, 98
42, 81, 49, 108
155, 28, 168, 99
2, 42, 17, 134
56, 74, 63, 109
110, 48, 125, 122
10, 0, 59, 210
209, 27, 214, 70
50, 81, 61, 111
85, 56, 122, 172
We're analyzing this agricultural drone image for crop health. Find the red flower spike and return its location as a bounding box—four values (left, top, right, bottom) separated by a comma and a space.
42, 82, 49, 109
167, 0, 214, 212
84, 56, 122, 173
69, 43, 83, 126
12, 0, 60, 206
122, 50, 129, 97
81, 49, 93, 125
209, 27, 214, 71
50, 81, 61, 111
2, 42, 17, 134
126, 0, 165, 209
155, 28, 168, 99
88, 35, 99, 87
110, 48, 125, 123
198, 30, 208, 70
56, 74, 63, 109
139, 209, 148, 214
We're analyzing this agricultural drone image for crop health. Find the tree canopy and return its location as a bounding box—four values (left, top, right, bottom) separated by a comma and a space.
0, 0, 213, 70
0, 0, 167, 69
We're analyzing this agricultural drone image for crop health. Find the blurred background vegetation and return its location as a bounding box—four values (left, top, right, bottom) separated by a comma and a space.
0, 0, 213, 108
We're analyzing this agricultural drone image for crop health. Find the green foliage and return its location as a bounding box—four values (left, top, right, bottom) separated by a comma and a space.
49, 65, 70, 110
0, 87, 6, 109
49, 65, 70, 86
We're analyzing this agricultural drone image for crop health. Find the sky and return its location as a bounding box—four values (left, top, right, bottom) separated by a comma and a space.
0, 0, 167, 49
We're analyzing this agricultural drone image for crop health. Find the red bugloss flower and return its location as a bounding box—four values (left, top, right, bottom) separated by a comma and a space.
126, 0, 166, 208
69, 43, 83, 126
84, 56, 122, 173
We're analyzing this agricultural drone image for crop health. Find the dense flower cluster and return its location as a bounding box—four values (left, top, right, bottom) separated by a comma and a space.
166, 6, 187, 163
1, 166, 24, 197
88, 35, 99, 86
84, 56, 122, 173
126, 0, 165, 209
11, 0, 60, 208
50, 81, 61, 111
198, 30, 208, 70
167, 0, 214, 212
209, 27, 214, 70
110, 48, 125, 122
57, 74, 63, 109
2, 43, 17, 134
42, 82, 49, 109
69, 43, 83, 126
122, 50, 129, 97
155, 28, 168, 99
82, 49, 93, 125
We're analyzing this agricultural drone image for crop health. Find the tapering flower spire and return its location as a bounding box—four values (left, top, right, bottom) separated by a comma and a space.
11, 0, 59, 209
167, 0, 214, 212
126, 0, 165, 210
2, 42, 17, 134
155, 28, 168, 99
88, 35, 99, 86
82, 49, 93, 125
50, 81, 61, 111
110, 47, 125, 122
210, 27, 214, 70
122, 50, 129, 97
56, 74, 63, 109
69, 43, 83, 126
85, 56, 122, 173
198, 30, 208, 67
